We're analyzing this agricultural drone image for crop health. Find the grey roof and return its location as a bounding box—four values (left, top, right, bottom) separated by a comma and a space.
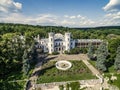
54, 38, 63, 41
41, 38, 49, 44
76, 39, 102, 43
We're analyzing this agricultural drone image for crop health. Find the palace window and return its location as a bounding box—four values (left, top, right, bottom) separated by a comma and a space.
55, 43, 57, 46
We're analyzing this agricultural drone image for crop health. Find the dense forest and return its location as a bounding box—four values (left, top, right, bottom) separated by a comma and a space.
0, 23, 120, 89
0, 23, 120, 39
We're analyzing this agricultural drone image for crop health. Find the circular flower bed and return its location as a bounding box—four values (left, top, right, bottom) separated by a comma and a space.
55, 60, 72, 70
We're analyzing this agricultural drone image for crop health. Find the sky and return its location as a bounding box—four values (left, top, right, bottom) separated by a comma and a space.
0, 0, 120, 27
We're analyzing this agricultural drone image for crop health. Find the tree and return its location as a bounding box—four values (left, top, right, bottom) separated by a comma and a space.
114, 45, 120, 70
108, 38, 120, 60
87, 43, 94, 60
22, 59, 30, 75
96, 55, 107, 71
22, 50, 30, 75
96, 42, 108, 57
96, 42, 108, 72
0, 33, 25, 80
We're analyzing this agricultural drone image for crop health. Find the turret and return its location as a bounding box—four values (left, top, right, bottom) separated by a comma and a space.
48, 32, 54, 54
65, 32, 71, 51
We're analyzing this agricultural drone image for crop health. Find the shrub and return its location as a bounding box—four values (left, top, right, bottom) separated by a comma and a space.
69, 82, 80, 90
52, 51, 59, 55
64, 50, 70, 54
80, 48, 88, 54
59, 85, 64, 90
69, 48, 80, 54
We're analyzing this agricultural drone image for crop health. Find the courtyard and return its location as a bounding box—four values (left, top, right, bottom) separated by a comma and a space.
37, 60, 96, 84
30, 54, 112, 90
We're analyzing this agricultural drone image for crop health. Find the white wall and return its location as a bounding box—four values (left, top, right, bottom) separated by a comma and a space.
48, 32, 54, 54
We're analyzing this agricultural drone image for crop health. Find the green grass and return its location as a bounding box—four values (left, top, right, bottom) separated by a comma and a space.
112, 74, 120, 89
37, 60, 96, 83
105, 73, 120, 89
107, 65, 115, 73
103, 65, 120, 89
88, 60, 96, 68
89, 60, 120, 89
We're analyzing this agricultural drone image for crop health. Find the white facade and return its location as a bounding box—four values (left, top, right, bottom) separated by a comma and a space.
35, 32, 75, 54
35, 32, 102, 54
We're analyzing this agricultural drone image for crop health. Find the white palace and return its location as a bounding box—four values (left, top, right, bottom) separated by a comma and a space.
35, 32, 102, 54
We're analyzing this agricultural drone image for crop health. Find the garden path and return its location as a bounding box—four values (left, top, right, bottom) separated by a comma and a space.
82, 59, 100, 75
47, 54, 88, 61
28, 60, 43, 90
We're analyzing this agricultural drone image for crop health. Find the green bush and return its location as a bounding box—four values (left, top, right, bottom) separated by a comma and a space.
59, 85, 64, 90
64, 50, 70, 54
80, 48, 88, 54
69, 82, 80, 90
52, 51, 59, 55
69, 48, 80, 54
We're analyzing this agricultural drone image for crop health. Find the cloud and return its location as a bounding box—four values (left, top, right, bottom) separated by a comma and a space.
0, 12, 119, 27
61, 15, 95, 27
0, 13, 58, 26
103, 0, 120, 11
60, 20, 75, 25
102, 0, 120, 26
96, 12, 120, 26
0, 0, 22, 13
105, 12, 120, 19
0, 13, 96, 27
70, 16, 76, 19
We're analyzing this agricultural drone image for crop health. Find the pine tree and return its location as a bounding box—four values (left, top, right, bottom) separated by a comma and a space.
96, 42, 108, 72
87, 43, 94, 60
22, 59, 30, 75
22, 50, 30, 75
96, 42, 108, 58
114, 45, 120, 70
96, 55, 107, 71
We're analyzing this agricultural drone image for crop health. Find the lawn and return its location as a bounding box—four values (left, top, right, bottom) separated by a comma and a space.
103, 65, 120, 89
111, 74, 120, 89
37, 60, 96, 83
88, 60, 96, 68
89, 60, 120, 89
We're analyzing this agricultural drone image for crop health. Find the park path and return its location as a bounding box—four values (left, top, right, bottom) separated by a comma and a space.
47, 54, 89, 61
28, 62, 43, 90
81, 59, 100, 75
27, 54, 46, 90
